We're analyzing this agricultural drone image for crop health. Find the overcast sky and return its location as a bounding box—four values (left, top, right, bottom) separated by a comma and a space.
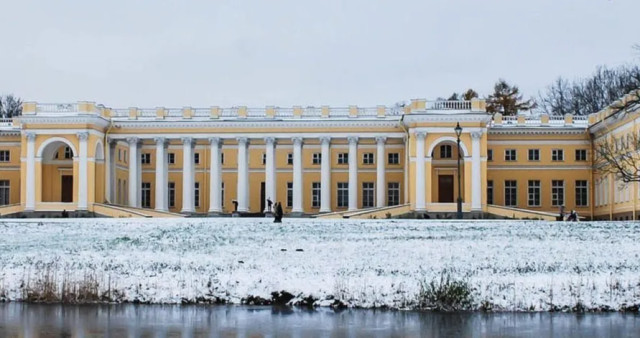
2, 0, 639, 108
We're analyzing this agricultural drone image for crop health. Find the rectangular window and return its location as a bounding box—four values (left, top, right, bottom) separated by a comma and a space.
168, 153, 175, 164
388, 153, 399, 165
387, 182, 400, 206
194, 153, 200, 164
0, 180, 9, 205
194, 182, 200, 208
362, 182, 374, 208
487, 149, 493, 161
117, 179, 122, 204
576, 180, 588, 207
312, 182, 321, 208
552, 180, 565, 206
123, 150, 127, 163
65, 147, 72, 159
487, 180, 494, 205
168, 182, 175, 208
287, 153, 293, 165
337, 182, 349, 208
363, 153, 374, 165
0, 150, 10, 162
552, 149, 564, 161
338, 153, 348, 164
575, 149, 587, 161
118, 149, 122, 161
528, 149, 539, 161
123, 180, 128, 205
262, 153, 267, 165
505, 180, 517, 207
505, 149, 517, 161
141, 153, 151, 164
221, 182, 225, 207
141, 182, 151, 208
312, 153, 321, 165
527, 180, 541, 207
440, 145, 452, 159
287, 182, 293, 207
220, 152, 225, 164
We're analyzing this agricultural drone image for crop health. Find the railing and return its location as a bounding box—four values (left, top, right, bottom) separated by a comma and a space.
494, 114, 589, 128
37, 103, 78, 113
427, 100, 471, 110
303, 107, 322, 118
138, 109, 156, 118
0, 118, 13, 127
330, 107, 350, 118
165, 108, 182, 118
193, 108, 210, 118
219, 107, 238, 118
274, 107, 294, 118
246, 108, 265, 118
111, 109, 129, 117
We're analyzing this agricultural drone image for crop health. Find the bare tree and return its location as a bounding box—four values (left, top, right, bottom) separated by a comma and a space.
594, 90, 640, 182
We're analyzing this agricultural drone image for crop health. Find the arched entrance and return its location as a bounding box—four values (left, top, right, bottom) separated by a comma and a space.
427, 137, 470, 207
37, 138, 77, 204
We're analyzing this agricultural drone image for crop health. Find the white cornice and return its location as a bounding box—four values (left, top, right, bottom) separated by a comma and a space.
488, 128, 587, 135
112, 119, 402, 129
402, 113, 491, 125
19, 115, 110, 129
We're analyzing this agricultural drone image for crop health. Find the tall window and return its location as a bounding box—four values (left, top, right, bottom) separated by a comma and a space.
117, 179, 122, 204
194, 182, 200, 208
487, 180, 494, 205
118, 149, 122, 161
552, 180, 565, 206
287, 182, 293, 207
338, 153, 348, 164
487, 149, 493, 161
194, 153, 200, 164
505, 149, 517, 161
387, 182, 400, 206
221, 182, 225, 207
0, 180, 9, 205
287, 153, 293, 165
527, 180, 541, 207
141, 153, 151, 164
362, 182, 374, 208
262, 153, 267, 165
168, 182, 175, 208
505, 180, 517, 207
64, 147, 72, 159
575, 149, 587, 161
312, 182, 321, 208
141, 182, 151, 208
123, 150, 127, 163
220, 153, 225, 164
123, 180, 128, 205
552, 149, 564, 161
363, 153, 374, 164
168, 153, 175, 164
0, 150, 9, 162
440, 145, 452, 158
312, 153, 321, 165
388, 153, 399, 165
576, 180, 588, 207
337, 182, 349, 208
528, 149, 539, 161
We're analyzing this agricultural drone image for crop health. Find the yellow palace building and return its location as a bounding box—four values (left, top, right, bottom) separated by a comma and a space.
0, 93, 637, 220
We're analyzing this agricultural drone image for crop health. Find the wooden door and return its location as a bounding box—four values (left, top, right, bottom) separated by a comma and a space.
438, 175, 454, 203
61, 175, 73, 203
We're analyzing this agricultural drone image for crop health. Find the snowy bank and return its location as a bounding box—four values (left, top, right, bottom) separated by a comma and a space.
0, 218, 639, 311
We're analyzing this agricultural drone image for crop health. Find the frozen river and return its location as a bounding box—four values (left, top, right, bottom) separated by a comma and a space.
0, 218, 639, 311
0, 303, 639, 337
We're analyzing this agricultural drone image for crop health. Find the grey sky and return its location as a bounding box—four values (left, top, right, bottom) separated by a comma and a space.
2, 0, 639, 108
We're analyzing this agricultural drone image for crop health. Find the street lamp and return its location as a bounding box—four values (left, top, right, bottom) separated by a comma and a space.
454, 122, 463, 219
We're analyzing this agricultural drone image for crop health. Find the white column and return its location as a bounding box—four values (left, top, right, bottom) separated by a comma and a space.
320, 136, 332, 213
181, 137, 194, 213
127, 137, 140, 208
376, 136, 387, 208
25, 132, 36, 211
77, 132, 89, 210
105, 138, 116, 204
415, 132, 426, 211
154, 137, 168, 212
208, 137, 222, 214
292, 137, 303, 213
471, 131, 483, 211
236, 137, 249, 212
264, 137, 276, 212
348, 136, 358, 211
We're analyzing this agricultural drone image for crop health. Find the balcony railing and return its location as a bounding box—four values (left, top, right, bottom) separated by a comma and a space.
426, 100, 471, 110
36, 103, 78, 113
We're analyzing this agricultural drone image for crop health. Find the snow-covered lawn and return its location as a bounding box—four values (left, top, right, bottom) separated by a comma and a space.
0, 218, 639, 311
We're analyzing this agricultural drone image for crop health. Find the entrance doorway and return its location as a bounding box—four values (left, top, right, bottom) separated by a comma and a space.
438, 175, 454, 203
61, 175, 73, 203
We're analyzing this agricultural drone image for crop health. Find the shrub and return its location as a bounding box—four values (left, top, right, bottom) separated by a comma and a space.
418, 273, 474, 311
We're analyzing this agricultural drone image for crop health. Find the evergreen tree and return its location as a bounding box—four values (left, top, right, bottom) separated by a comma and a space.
0, 95, 22, 118
486, 79, 535, 116
461, 89, 479, 101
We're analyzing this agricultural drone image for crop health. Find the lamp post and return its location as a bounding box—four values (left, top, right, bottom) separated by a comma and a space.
454, 122, 463, 219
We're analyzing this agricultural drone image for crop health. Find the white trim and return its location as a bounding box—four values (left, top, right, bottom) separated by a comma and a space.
106, 132, 407, 140
36, 137, 78, 158
23, 129, 105, 137
487, 166, 591, 170
426, 136, 470, 157
488, 140, 591, 145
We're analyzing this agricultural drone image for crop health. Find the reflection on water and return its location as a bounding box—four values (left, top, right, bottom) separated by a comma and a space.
0, 303, 639, 337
